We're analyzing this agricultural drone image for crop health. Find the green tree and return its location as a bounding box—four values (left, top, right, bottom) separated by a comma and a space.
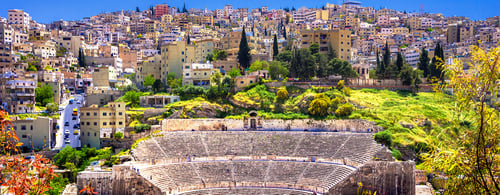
277, 50, 293, 63
273, 35, 279, 57
46, 175, 69, 195
308, 93, 331, 117
35, 84, 54, 106
417, 47, 430, 78
310, 43, 320, 55
27, 65, 37, 71
335, 103, 354, 117
375, 50, 385, 78
383, 42, 391, 71
166, 73, 181, 94
283, 27, 287, 39
423, 46, 500, 194
136, 6, 140, 12
123, 91, 141, 107
327, 44, 337, 60
291, 48, 316, 79
182, 3, 187, 13
114, 132, 123, 139
228, 68, 241, 78
152, 79, 163, 93
277, 88, 289, 101
143, 75, 155, 89
248, 60, 270, 72
374, 131, 393, 147
78, 48, 86, 67
429, 42, 445, 81
316, 53, 330, 78
237, 27, 252, 71
396, 52, 404, 72
216, 50, 227, 60
269, 61, 289, 80
46, 103, 59, 114
329, 58, 358, 78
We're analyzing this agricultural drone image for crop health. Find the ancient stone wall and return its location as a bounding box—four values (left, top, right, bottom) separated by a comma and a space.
77, 171, 113, 195
162, 118, 382, 132
144, 108, 167, 120
329, 161, 416, 195
111, 165, 163, 195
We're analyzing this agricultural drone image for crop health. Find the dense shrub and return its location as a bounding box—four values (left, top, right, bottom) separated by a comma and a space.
114, 132, 123, 139
277, 88, 289, 101
134, 124, 151, 133
374, 130, 393, 147
335, 103, 354, 117
391, 149, 402, 160
308, 93, 331, 116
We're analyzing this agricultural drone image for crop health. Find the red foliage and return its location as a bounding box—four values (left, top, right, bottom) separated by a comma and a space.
0, 110, 57, 194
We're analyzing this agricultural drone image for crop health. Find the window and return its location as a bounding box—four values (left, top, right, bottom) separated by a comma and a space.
186, 73, 189, 76
88, 132, 90, 136
87, 122, 90, 125
22, 135, 27, 138
94, 112, 97, 116
103, 112, 107, 116
81, 122, 84, 126
87, 112, 90, 116
94, 122, 97, 126
119, 112, 123, 116
103, 122, 107, 126
240, 81, 244, 84
94, 133, 97, 137
21, 125, 26, 130
30, 125, 33, 130
119, 122, 123, 125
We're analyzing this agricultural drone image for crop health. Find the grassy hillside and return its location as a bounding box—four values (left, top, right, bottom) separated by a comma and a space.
348, 89, 463, 153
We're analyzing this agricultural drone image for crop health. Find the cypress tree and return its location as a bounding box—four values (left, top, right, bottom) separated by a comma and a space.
376, 49, 384, 78
283, 27, 287, 39
265, 29, 267, 36
383, 42, 391, 74
396, 52, 404, 72
182, 3, 187, 13
429, 42, 445, 80
417, 47, 430, 78
237, 27, 251, 72
187, 34, 191, 44
273, 35, 279, 57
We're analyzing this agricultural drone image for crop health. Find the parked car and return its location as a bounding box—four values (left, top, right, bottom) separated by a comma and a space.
64, 122, 70, 126
73, 124, 80, 129
74, 130, 79, 135
65, 129, 70, 134
69, 99, 74, 104
72, 116, 77, 120
65, 139, 70, 144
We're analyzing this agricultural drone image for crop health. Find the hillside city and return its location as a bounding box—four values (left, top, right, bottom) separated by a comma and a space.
0, 1, 499, 195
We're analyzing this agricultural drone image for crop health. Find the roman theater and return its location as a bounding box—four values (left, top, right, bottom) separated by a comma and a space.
78, 115, 416, 195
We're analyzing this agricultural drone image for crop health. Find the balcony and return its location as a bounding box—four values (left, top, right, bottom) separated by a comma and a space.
17, 93, 35, 97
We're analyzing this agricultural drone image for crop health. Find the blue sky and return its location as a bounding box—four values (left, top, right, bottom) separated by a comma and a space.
0, 0, 498, 23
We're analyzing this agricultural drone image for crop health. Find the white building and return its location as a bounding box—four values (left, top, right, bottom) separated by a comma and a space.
8, 9, 31, 30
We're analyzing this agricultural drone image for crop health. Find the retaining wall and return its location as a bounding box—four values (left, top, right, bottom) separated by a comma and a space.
161, 119, 381, 132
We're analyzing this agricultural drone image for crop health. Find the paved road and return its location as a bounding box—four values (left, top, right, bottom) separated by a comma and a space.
54, 94, 85, 150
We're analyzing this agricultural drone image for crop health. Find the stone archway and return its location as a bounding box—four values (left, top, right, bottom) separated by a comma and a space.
245, 110, 261, 130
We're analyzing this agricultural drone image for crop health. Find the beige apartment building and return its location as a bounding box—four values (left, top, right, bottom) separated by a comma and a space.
0, 72, 37, 114
182, 63, 218, 88
160, 40, 214, 82
300, 29, 352, 60
12, 116, 55, 150
93, 66, 117, 87
80, 102, 126, 149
